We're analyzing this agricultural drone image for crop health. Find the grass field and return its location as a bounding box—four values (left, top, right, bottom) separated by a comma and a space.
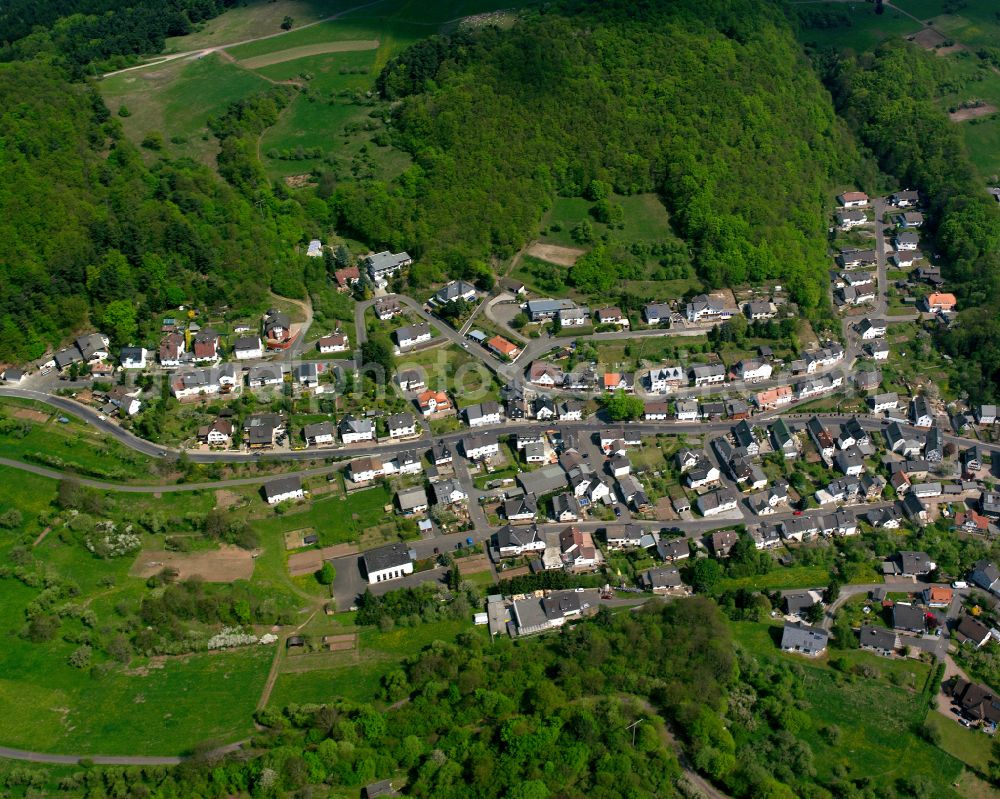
0, 398, 158, 481
268, 618, 480, 709
713, 565, 832, 594
792, 2, 923, 51
100, 54, 271, 166
923, 709, 995, 772
731, 620, 967, 798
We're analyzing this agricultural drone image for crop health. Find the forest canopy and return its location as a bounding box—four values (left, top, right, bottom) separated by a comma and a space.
335, 0, 864, 310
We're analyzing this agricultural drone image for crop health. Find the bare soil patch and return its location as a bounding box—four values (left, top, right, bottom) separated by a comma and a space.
949, 103, 998, 122
321, 633, 357, 652
909, 27, 947, 50
457, 554, 492, 575
525, 242, 586, 266
287, 543, 358, 577
214, 489, 241, 509
130, 544, 255, 582
8, 407, 50, 423
237, 40, 379, 69
499, 564, 532, 579
284, 173, 314, 188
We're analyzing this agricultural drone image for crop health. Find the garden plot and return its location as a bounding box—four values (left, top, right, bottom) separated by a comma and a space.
130, 544, 255, 582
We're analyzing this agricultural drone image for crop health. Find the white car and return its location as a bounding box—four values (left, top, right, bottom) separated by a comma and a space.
952, 581, 968, 589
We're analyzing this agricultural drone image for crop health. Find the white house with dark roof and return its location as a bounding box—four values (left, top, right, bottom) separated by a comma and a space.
339, 415, 374, 444
387, 412, 416, 439
394, 323, 432, 349
263, 475, 305, 505
233, 336, 263, 360
365, 251, 412, 285
364, 542, 414, 584
119, 347, 147, 369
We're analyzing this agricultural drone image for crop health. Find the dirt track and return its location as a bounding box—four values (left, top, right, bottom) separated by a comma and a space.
949, 104, 998, 122
238, 40, 380, 69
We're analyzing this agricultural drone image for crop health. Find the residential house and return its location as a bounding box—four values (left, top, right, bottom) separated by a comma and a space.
755, 386, 793, 410
892, 603, 926, 633
857, 318, 887, 340
950, 680, 1000, 726
192, 329, 221, 363
643, 302, 673, 325
349, 456, 384, 483
921, 292, 957, 313
838, 190, 869, 207
432, 479, 467, 506
159, 332, 186, 367
658, 538, 691, 562
686, 294, 732, 323
890, 189, 920, 207
807, 417, 836, 460
924, 426, 943, 463
860, 625, 898, 657
690, 363, 726, 387
303, 421, 335, 446
119, 347, 147, 369
866, 339, 890, 361
834, 447, 865, 477
647, 366, 686, 392
363, 542, 415, 584
684, 458, 720, 490
894, 231, 920, 251
976, 405, 998, 425
556, 306, 590, 327
784, 590, 823, 619
503, 495, 538, 524
735, 358, 772, 383
733, 420, 760, 455
431, 440, 453, 466
526, 298, 576, 321
954, 615, 992, 648
333, 265, 360, 291
640, 567, 684, 595
433, 280, 476, 305
744, 300, 777, 320
396, 487, 429, 516
699, 489, 739, 518
230, 336, 261, 361
558, 400, 584, 421
465, 401, 502, 428
912, 482, 942, 499
885, 422, 922, 458
911, 395, 934, 428
557, 526, 596, 568
365, 251, 412, 285
532, 396, 557, 421
487, 335, 520, 360
387, 412, 416, 439
962, 445, 985, 474
891, 550, 935, 578
595, 306, 629, 327
869, 392, 899, 413
970, 560, 1000, 594
924, 586, 953, 608
770, 418, 799, 459
898, 210, 924, 228
76, 333, 110, 364
982, 492, 1000, 519
553, 493, 582, 523
528, 361, 564, 387
605, 523, 645, 550
374, 296, 402, 320
675, 400, 699, 421
781, 621, 829, 656
391, 449, 422, 476
247, 364, 285, 388
417, 390, 452, 417
317, 333, 349, 354
394, 323, 432, 349
494, 524, 544, 557
838, 248, 877, 269
395, 368, 425, 393
463, 431, 500, 461
292, 362, 325, 392
836, 209, 867, 229
608, 453, 631, 479
198, 418, 233, 447
339, 415, 374, 444
263, 311, 292, 343
644, 401, 671, 421
263, 476, 305, 505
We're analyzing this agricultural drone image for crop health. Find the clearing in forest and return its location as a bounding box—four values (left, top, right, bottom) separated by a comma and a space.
238, 40, 380, 68
949, 103, 998, 122
525, 242, 586, 266
129, 544, 255, 582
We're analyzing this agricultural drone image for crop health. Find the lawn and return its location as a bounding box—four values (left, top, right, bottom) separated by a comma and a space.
0, 398, 158, 481
714, 565, 832, 593
923, 709, 995, 772
251, 482, 395, 547
731, 620, 966, 797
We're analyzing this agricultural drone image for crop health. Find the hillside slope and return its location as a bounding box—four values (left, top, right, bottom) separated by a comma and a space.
333, 0, 866, 309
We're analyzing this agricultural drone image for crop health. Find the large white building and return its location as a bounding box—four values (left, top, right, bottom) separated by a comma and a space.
364, 542, 415, 584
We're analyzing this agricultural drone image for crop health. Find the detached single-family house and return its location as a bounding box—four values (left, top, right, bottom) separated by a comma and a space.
641, 567, 684, 595
970, 560, 1000, 594
464, 431, 500, 461
690, 363, 726, 387
894, 231, 920, 251
559, 526, 597, 568
198, 418, 234, 447
365, 251, 412, 284
698, 489, 739, 518
434, 280, 476, 305
921, 292, 957, 314
860, 625, 898, 657
396, 487, 429, 516
192, 329, 221, 363
644, 302, 672, 325
394, 323, 432, 349
263, 475, 305, 505
838, 190, 869, 208
494, 524, 544, 557
263, 311, 292, 343
233, 336, 263, 360
348, 456, 384, 483
333, 265, 360, 291
596, 306, 629, 327
417, 390, 452, 417
119, 347, 147, 369
465, 401, 502, 428
781, 621, 828, 656
836, 209, 867, 229
487, 335, 520, 360
387, 412, 416, 439
303, 421, 335, 446
374, 296, 402, 320
339, 415, 374, 444
318, 333, 350, 354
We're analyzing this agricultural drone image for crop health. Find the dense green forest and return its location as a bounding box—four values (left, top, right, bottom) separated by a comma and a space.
824, 42, 1000, 401
335, 0, 866, 309
0, 61, 316, 362
0, 0, 235, 73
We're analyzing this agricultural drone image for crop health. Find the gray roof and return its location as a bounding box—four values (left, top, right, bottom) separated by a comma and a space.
892, 603, 926, 631
642, 567, 682, 590
495, 523, 541, 549
339, 415, 373, 435
781, 621, 828, 655
860, 625, 897, 651
395, 323, 431, 343
387, 412, 414, 429
263, 475, 302, 500
396, 486, 428, 511
435, 280, 476, 302
303, 421, 334, 439
364, 542, 413, 574
517, 464, 567, 496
